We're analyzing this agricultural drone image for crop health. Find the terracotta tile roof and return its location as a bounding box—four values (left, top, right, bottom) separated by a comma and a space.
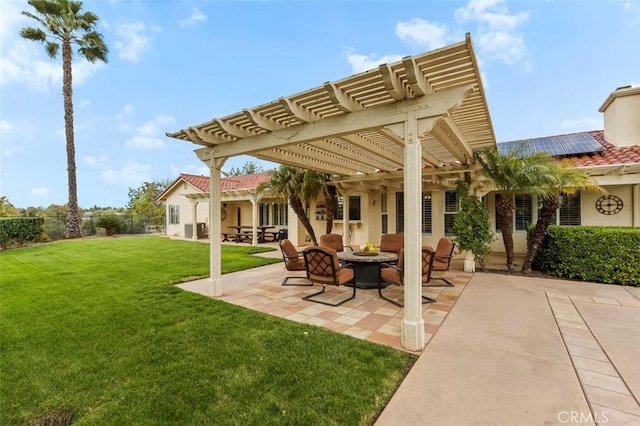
179, 172, 271, 193
558, 131, 640, 168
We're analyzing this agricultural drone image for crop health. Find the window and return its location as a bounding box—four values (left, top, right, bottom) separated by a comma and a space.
381, 193, 388, 234
169, 205, 180, 225
558, 193, 581, 225
259, 203, 270, 226
395, 192, 432, 234
515, 195, 533, 231
335, 196, 361, 221
273, 203, 288, 226
494, 194, 533, 231
444, 191, 459, 235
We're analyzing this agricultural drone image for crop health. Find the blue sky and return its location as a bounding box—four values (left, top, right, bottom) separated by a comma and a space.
1, 0, 639, 209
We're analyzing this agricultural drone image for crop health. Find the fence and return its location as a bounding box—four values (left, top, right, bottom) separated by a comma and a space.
43, 214, 165, 241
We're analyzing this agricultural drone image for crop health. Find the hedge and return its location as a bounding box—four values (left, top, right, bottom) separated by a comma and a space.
532, 225, 640, 286
0, 217, 44, 249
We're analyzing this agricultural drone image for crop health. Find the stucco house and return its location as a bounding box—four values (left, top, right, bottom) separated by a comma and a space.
162, 35, 639, 351
161, 85, 640, 254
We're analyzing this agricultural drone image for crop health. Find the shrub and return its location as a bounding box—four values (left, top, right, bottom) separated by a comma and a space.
0, 217, 44, 249
533, 226, 640, 286
95, 214, 120, 236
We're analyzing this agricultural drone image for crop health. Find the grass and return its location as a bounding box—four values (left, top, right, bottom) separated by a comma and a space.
1, 236, 415, 425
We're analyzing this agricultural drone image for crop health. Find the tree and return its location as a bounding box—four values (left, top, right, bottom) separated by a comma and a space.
475, 148, 557, 272
258, 165, 324, 245
0, 197, 20, 217
228, 161, 264, 176
20, 0, 108, 239
451, 181, 495, 271
522, 164, 603, 273
127, 180, 169, 226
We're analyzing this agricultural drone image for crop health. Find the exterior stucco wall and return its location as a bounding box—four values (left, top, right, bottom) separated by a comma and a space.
163, 183, 209, 237
581, 185, 635, 226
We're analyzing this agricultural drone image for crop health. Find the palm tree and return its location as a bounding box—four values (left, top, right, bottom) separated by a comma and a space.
522, 164, 603, 273
475, 148, 557, 272
258, 165, 325, 245
20, 0, 108, 239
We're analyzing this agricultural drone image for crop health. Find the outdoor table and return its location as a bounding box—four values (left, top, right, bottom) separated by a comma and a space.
337, 251, 398, 289
241, 225, 276, 243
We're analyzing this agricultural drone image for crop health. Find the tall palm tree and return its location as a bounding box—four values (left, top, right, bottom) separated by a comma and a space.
258, 165, 324, 245
522, 164, 603, 273
475, 148, 557, 272
20, 0, 108, 239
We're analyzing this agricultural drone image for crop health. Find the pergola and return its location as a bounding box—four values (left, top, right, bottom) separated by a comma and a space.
166, 34, 496, 350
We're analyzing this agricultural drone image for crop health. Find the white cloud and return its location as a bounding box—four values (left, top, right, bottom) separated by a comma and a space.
455, 0, 529, 30
102, 161, 153, 186
0, 1, 104, 91
346, 52, 403, 74
114, 22, 161, 62
124, 114, 175, 150
136, 115, 175, 136
454, 0, 531, 72
125, 135, 166, 150
396, 18, 454, 51
83, 154, 109, 168
0, 120, 13, 133
170, 163, 209, 177
179, 7, 207, 27
30, 186, 50, 196
79, 99, 91, 108
559, 117, 602, 130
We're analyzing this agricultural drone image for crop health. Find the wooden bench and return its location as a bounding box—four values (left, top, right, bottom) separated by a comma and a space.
221, 233, 237, 242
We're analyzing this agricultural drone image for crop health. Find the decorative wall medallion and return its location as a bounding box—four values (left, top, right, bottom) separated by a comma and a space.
595, 195, 623, 215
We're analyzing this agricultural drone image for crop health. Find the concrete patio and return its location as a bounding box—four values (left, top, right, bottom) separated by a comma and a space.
177, 246, 640, 425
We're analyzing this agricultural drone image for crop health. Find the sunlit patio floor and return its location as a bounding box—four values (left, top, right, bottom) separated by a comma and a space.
178, 256, 473, 354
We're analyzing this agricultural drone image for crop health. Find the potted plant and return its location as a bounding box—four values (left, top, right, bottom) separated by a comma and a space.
451, 181, 495, 272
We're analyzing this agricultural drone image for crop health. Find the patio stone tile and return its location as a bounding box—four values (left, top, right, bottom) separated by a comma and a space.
377, 323, 402, 336
566, 344, 609, 362
343, 326, 374, 339
299, 306, 324, 316
559, 325, 594, 338
430, 303, 453, 311
374, 306, 400, 316
334, 315, 362, 326
582, 385, 640, 415
424, 323, 439, 334
306, 316, 330, 327
355, 314, 393, 331
316, 310, 343, 321
569, 295, 595, 302
592, 297, 621, 305
618, 299, 640, 307
557, 319, 589, 330
576, 369, 630, 394
344, 309, 371, 319
563, 335, 601, 350
367, 331, 400, 346
590, 404, 640, 424
323, 321, 351, 333
423, 316, 444, 326
285, 312, 312, 323
571, 356, 619, 377
424, 308, 447, 318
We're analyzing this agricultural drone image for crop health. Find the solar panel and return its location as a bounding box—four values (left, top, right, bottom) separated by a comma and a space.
497, 132, 604, 157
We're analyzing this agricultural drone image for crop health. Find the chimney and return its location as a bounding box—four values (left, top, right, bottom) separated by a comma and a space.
598, 85, 640, 147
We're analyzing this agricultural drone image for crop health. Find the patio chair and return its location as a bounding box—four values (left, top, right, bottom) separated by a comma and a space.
379, 233, 404, 254
423, 237, 456, 287
279, 239, 313, 286
378, 248, 437, 307
320, 233, 353, 252
302, 246, 356, 306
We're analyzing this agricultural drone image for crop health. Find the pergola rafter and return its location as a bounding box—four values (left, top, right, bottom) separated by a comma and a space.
167, 34, 496, 351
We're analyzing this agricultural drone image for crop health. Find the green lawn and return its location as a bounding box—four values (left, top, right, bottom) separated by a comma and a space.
1, 237, 415, 425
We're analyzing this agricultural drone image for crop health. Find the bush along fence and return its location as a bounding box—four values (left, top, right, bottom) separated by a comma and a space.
532, 225, 640, 286
0, 217, 44, 249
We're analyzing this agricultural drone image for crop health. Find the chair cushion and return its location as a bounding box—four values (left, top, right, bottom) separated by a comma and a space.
380, 234, 404, 253
320, 234, 344, 252
280, 239, 299, 259
287, 257, 306, 271
380, 267, 401, 285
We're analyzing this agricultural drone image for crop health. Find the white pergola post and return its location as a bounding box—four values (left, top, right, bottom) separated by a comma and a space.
251, 195, 259, 246
191, 201, 199, 241
207, 157, 225, 296
402, 110, 425, 351
342, 191, 350, 248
